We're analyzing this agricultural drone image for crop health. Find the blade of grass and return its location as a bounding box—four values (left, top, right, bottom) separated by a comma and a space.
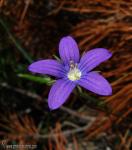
0, 18, 32, 63
77, 86, 108, 110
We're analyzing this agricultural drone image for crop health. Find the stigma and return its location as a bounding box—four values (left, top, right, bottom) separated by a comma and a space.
67, 61, 82, 81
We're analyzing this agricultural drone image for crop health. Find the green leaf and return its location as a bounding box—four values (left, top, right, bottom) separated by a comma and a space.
18, 74, 55, 85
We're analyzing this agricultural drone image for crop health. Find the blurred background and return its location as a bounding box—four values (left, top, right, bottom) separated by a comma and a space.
0, 0, 132, 150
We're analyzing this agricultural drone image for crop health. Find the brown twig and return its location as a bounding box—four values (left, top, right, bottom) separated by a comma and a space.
33, 123, 92, 140
0, 82, 95, 122
0, 0, 4, 7
19, 0, 32, 26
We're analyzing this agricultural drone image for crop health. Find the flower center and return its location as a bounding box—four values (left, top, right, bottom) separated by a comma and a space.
67, 61, 82, 81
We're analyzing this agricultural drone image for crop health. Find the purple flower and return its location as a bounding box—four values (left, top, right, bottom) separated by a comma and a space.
28, 36, 112, 110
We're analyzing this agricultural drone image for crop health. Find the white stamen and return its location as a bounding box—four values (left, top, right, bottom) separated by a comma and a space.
68, 61, 81, 81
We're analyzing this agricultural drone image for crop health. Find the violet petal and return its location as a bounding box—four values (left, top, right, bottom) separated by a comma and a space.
28, 59, 65, 78
77, 71, 112, 95
48, 79, 76, 110
79, 48, 112, 73
59, 36, 80, 64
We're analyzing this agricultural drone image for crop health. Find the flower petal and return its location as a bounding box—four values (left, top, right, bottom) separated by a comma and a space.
48, 79, 76, 110
28, 59, 65, 78
59, 36, 80, 64
79, 48, 112, 73
77, 71, 112, 95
